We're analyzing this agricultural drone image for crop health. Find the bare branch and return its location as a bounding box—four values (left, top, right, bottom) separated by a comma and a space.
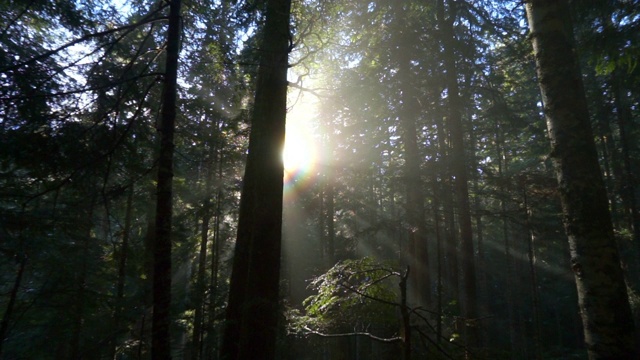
287, 81, 333, 99
301, 326, 402, 344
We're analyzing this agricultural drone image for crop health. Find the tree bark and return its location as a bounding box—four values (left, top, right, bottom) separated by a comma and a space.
521, 179, 542, 360
206, 152, 224, 359
609, 70, 640, 249
525, 1, 637, 358
430, 166, 444, 344
192, 194, 211, 360
439, 0, 478, 349
152, 0, 182, 358
399, 268, 411, 360
495, 119, 518, 358
70, 198, 95, 360
192, 138, 219, 360
0, 254, 26, 358
393, 4, 431, 306
112, 185, 134, 359
220, 0, 292, 359
432, 112, 458, 304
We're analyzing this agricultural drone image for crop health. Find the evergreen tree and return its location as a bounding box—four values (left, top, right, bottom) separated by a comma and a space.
526, 0, 637, 358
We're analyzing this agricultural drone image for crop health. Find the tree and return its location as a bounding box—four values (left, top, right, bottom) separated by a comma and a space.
220, 0, 292, 359
525, 0, 637, 358
152, 0, 182, 358
289, 258, 409, 359
438, 0, 479, 349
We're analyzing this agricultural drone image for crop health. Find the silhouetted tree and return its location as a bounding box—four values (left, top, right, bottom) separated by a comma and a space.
221, 0, 292, 359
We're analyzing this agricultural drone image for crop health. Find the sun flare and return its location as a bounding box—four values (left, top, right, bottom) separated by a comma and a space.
283, 91, 318, 185
283, 124, 312, 172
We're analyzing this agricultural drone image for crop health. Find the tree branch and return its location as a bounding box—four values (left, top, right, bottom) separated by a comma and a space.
0, 6, 168, 74
302, 326, 402, 344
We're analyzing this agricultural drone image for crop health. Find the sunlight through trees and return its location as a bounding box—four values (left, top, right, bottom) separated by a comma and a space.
1, 0, 639, 359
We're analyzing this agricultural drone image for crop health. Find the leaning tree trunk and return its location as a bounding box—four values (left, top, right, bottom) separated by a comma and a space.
152, 0, 181, 359
525, 1, 637, 358
220, 0, 292, 359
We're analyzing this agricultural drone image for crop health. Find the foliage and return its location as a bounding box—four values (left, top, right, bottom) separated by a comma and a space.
289, 257, 400, 335
0, 0, 639, 358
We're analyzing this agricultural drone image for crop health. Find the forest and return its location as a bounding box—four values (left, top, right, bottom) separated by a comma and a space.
1, 0, 639, 359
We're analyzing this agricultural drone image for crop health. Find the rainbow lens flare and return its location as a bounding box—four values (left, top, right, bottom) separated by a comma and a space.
283, 118, 317, 198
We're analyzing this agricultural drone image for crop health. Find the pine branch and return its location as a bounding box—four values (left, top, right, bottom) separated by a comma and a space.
0, 6, 168, 74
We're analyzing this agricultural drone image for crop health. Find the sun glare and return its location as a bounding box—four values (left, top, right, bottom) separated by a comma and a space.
283, 91, 318, 186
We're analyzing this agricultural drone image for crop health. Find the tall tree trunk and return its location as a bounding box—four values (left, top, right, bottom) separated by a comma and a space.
439, 0, 478, 349
585, 69, 622, 229
521, 178, 542, 360
469, 120, 487, 347
220, 0, 292, 358
430, 164, 444, 344
392, 1, 431, 308
525, 1, 637, 358
0, 253, 26, 358
192, 139, 219, 360
400, 94, 430, 308
192, 190, 211, 360
433, 113, 458, 304
399, 268, 411, 360
495, 119, 518, 358
610, 70, 640, 249
71, 198, 95, 360
112, 185, 134, 359
206, 173, 223, 360
152, 0, 182, 358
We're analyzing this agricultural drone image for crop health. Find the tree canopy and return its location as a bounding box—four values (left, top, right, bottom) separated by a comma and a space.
1, 0, 639, 359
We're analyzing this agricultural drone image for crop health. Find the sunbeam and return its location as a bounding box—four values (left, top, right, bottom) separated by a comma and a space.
283, 89, 319, 198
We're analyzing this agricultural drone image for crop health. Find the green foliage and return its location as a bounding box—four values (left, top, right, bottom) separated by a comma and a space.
1, 0, 639, 357
289, 257, 399, 334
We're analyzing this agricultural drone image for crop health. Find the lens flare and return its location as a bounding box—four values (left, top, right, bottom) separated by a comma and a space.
282, 88, 320, 203
283, 118, 317, 196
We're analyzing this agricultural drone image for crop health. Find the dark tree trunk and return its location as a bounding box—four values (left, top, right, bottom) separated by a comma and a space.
495, 119, 518, 358
430, 167, 444, 344
439, 0, 478, 349
71, 198, 95, 360
152, 0, 182, 358
526, 1, 637, 358
220, 0, 292, 359
521, 179, 542, 360
610, 71, 640, 249
112, 185, 134, 358
192, 196, 211, 360
399, 268, 411, 360
0, 254, 26, 358
205, 149, 224, 359
389, 1, 431, 308
586, 69, 622, 229
192, 140, 218, 360
469, 121, 488, 346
